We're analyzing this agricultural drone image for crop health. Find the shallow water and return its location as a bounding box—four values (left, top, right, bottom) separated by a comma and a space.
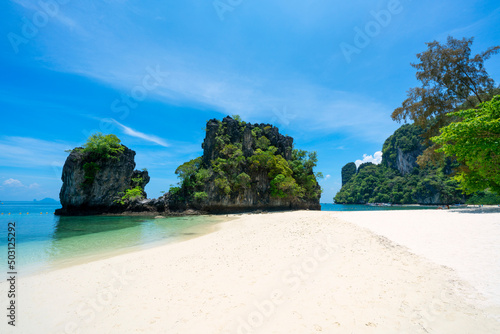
0, 201, 228, 276
0, 201, 441, 276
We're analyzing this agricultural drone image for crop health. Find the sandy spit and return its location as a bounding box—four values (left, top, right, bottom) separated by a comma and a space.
1, 210, 499, 333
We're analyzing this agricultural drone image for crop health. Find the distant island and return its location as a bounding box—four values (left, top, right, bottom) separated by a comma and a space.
34, 198, 59, 203
55, 116, 321, 216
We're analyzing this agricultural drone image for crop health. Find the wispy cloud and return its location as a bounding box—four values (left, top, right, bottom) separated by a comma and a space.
30, 7, 397, 143
111, 119, 169, 147
68, 55, 397, 142
0, 136, 74, 168
10, 0, 80, 29
439, 7, 500, 39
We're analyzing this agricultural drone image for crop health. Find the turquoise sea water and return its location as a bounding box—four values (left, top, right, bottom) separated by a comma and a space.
0, 201, 439, 276
0, 201, 228, 276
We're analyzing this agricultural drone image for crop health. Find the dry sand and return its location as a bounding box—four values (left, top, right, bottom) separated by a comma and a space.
335, 209, 500, 309
1, 210, 500, 333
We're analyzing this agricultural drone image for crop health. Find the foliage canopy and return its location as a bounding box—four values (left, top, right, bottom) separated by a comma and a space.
432, 95, 500, 194
392, 36, 499, 136
81, 132, 125, 160
77, 133, 125, 188
117, 186, 145, 205
334, 163, 463, 205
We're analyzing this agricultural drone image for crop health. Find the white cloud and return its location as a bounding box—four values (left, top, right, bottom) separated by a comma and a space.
2, 179, 41, 190
325, 174, 331, 179
111, 119, 169, 147
3, 178, 24, 187
355, 151, 383, 168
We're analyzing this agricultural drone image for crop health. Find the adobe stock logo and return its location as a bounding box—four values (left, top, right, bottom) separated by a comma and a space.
213, 0, 244, 21
339, 0, 406, 63
7, 0, 71, 54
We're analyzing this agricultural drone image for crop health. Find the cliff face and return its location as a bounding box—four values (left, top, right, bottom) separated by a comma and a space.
202, 117, 293, 165
341, 162, 356, 186
170, 116, 321, 213
55, 146, 149, 215
382, 124, 425, 176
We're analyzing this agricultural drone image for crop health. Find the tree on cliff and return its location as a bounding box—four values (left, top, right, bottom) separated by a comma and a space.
391, 37, 499, 168
432, 95, 500, 194
392, 36, 499, 134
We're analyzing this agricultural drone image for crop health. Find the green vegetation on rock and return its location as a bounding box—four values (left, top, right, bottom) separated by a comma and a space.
193, 191, 208, 202
336, 37, 500, 206
334, 124, 464, 205
335, 162, 464, 205
341, 162, 356, 186
78, 133, 125, 160
78, 133, 125, 188
82, 162, 100, 187
58, 132, 150, 215
117, 176, 146, 205
382, 124, 423, 170
169, 116, 321, 207
117, 187, 145, 205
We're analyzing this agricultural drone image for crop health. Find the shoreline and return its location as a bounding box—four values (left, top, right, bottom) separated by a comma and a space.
3, 214, 236, 279
50, 201, 499, 217
1, 210, 499, 333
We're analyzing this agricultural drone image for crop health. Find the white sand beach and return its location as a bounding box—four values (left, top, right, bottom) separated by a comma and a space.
2, 210, 500, 333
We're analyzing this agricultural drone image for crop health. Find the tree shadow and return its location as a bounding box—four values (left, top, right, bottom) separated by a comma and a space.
450, 207, 500, 214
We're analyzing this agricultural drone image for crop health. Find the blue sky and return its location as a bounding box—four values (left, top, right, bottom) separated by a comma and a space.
1, 0, 499, 202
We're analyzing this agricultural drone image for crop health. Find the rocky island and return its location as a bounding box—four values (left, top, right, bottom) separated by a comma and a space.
164, 116, 322, 213
334, 124, 466, 205
55, 134, 150, 215
56, 116, 321, 215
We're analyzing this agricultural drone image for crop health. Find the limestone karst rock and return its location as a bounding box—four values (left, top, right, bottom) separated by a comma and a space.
55, 145, 149, 215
